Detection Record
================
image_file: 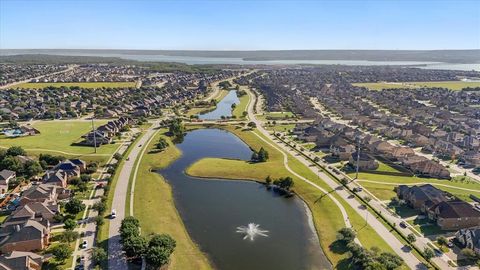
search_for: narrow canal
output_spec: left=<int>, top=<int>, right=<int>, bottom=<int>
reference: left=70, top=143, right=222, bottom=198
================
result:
left=157, top=128, right=331, bottom=270
left=199, top=90, right=239, bottom=120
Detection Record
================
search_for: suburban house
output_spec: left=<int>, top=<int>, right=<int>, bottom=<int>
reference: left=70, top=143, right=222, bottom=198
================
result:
left=42, top=170, right=68, bottom=188
left=398, top=184, right=480, bottom=230
left=330, top=144, right=356, bottom=160
left=0, top=251, right=43, bottom=270
left=83, top=116, right=131, bottom=146
left=349, top=151, right=379, bottom=170
left=20, top=184, right=70, bottom=206
left=0, top=170, right=15, bottom=194
left=397, top=184, right=450, bottom=210
left=426, top=201, right=480, bottom=230
left=0, top=219, right=50, bottom=253
left=456, top=227, right=480, bottom=255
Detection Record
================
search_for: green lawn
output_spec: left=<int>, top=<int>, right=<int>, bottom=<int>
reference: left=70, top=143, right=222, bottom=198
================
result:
left=0, top=120, right=120, bottom=165
left=232, top=93, right=250, bottom=118
left=132, top=129, right=212, bottom=270
left=186, top=126, right=400, bottom=268
left=258, top=111, right=295, bottom=121
left=13, top=81, right=136, bottom=89
left=353, top=81, right=480, bottom=91
left=351, top=161, right=480, bottom=202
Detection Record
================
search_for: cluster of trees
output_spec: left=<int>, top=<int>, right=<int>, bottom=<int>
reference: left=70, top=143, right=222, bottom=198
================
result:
left=251, top=147, right=269, bottom=162
left=120, top=216, right=176, bottom=268
left=265, top=175, right=294, bottom=192
left=336, top=228, right=403, bottom=270
left=156, top=137, right=169, bottom=151
left=0, top=146, right=43, bottom=179
left=237, top=89, right=247, bottom=97
left=218, top=81, right=232, bottom=90
left=168, top=118, right=185, bottom=142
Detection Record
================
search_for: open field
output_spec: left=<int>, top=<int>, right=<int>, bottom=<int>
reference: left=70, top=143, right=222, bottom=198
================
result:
left=232, top=93, right=250, bottom=118
left=0, top=120, right=119, bottom=165
left=349, top=161, right=480, bottom=202
left=132, top=129, right=212, bottom=270
left=353, top=81, right=480, bottom=91
left=257, top=111, right=295, bottom=121
left=186, top=125, right=401, bottom=269
left=12, top=81, right=136, bottom=89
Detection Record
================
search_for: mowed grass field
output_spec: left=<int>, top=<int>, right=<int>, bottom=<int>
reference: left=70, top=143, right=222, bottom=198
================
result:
left=133, top=129, right=212, bottom=270
left=186, top=125, right=403, bottom=269
left=0, top=120, right=120, bottom=164
left=13, top=81, right=136, bottom=89
left=353, top=81, right=480, bottom=91
left=349, top=161, right=480, bottom=202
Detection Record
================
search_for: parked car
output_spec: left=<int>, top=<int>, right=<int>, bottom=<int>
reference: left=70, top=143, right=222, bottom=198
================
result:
left=111, top=209, right=117, bottom=219
left=400, top=221, right=407, bottom=228
left=81, top=240, right=88, bottom=249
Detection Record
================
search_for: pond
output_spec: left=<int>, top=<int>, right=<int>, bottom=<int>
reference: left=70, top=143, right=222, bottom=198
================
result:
left=157, top=128, right=331, bottom=270
left=199, top=90, right=239, bottom=120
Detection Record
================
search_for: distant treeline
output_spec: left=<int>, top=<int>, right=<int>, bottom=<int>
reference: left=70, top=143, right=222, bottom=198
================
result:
left=0, top=54, right=223, bottom=73
left=2, top=49, right=479, bottom=63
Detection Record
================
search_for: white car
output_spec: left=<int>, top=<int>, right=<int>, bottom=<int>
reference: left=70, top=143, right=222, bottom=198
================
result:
left=81, top=240, right=88, bottom=249
left=111, top=209, right=117, bottom=219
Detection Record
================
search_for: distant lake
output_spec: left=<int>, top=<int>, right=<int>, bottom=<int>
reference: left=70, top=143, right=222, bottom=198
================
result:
left=2, top=51, right=479, bottom=71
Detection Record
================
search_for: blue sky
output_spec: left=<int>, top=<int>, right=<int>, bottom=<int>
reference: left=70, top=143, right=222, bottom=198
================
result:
left=1, top=0, right=479, bottom=50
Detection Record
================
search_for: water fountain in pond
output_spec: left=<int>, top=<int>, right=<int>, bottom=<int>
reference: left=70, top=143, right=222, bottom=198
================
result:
left=236, top=223, right=269, bottom=241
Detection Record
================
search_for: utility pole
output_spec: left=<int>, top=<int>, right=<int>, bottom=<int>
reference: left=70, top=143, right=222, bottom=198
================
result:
left=91, top=118, right=97, bottom=154
left=355, top=135, right=361, bottom=180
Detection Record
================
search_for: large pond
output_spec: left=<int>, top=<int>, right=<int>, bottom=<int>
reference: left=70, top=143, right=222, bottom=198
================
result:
left=199, top=90, right=239, bottom=120
left=157, top=128, right=331, bottom=270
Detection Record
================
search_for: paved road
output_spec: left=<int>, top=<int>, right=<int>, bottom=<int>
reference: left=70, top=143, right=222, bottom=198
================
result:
left=245, top=88, right=427, bottom=270
left=108, top=122, right=159, bottom=270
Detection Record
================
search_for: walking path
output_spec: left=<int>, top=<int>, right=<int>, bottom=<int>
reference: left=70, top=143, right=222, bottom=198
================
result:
left=246, top=88, right=428, bottom=270
left=107, top=122, right=159, bottom=270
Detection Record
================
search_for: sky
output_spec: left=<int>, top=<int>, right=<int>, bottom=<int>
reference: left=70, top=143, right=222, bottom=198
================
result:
left=1, top=0, right=479, bottom=50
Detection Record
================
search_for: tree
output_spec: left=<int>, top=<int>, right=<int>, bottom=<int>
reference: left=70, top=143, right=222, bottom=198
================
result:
left=423, top=247, right=435, bottom=260
left=146, top=246, right=171, bottom=268
left=85, top=162, right=98, bottom=174
left=168, top=118, right=185, bottom=138
left=92, top=247, right=107, bottom=266
left=146, top=234, right=176, bottom=268
left=122, top=235, right=148, bottom=258
left=60, top=230, right=79, bottom=243
left=63, top=218, right=77, bottom=231
left=80, top=174, right=92, bottom=182
left=52, top=243, right=72, bottom=262
left=95, top=215, right=105, bottom=226
left=0, top=156, right=23, bottom=173
left=274, top=177, right=294, bottom=191
left=156, top=137, right=169, bottom=151
left=436, top=236, right=448, bottom=247
left=6, top=146, right=26, bottom=156
left=336, top=227, right=356, bottom=243
left=65, top=198, right=85, bottom=215
left=265, top=175, right=272, bottom=186
left=242, top=111, right=248, bottom=117
left=247, top=121, right=256, bottom=128
left=92, top=201, right=106, bottom=215
left=257, top=147, right=269, bottom=162
left=407, top=233, right=416, bottom=243
left=24, top=160, right=43, bottom=178
left=77, top=181, right=88, bottom=192
left=113, top=153, right=123, bottom=161
left=120, top=216, right=141, bottom=241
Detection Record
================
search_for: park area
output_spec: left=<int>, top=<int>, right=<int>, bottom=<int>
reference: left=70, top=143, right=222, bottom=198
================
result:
left=0, top=120, right=121, bottom=165
left=12, top=81, right=136, bottom=89
left=353, top=81, right=480, bottom=91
